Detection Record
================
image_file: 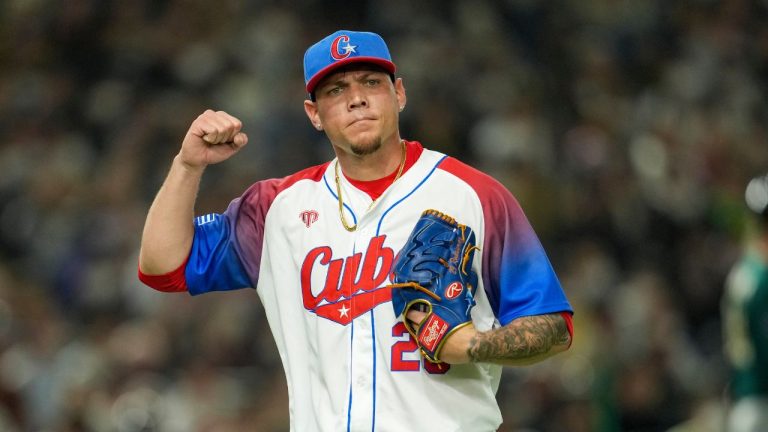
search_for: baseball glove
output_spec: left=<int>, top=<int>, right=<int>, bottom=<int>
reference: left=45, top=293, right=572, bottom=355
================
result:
left=389, top=209, right=479, bottom=363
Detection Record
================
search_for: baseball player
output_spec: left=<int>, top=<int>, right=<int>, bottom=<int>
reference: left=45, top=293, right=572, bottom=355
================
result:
left=722, top=173, right=768, bottom=432
left=139, top=30, right=574, bottom=431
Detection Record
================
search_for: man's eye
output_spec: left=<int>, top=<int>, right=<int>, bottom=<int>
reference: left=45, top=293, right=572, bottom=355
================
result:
left=328, top=87, right=343, bottom=95
left=366, top=79, right=380, bottom=86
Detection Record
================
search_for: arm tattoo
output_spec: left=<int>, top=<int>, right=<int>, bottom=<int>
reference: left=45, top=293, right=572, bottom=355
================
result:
left=467, top=313, right=569, bottom=363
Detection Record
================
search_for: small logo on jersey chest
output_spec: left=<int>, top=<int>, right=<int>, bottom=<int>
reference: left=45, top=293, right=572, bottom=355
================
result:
left=299, top=210, right=319, bottom=228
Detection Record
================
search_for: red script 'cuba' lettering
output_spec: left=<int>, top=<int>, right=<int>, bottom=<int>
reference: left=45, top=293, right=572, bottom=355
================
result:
left=300, top=236, right=394, bottom=325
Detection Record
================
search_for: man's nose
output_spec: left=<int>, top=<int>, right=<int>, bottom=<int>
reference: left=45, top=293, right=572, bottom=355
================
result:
left=347, top=85, right=368, bottom=109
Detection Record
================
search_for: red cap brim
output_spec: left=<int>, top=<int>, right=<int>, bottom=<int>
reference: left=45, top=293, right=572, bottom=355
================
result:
left=305, top=57, right=396, bottom=94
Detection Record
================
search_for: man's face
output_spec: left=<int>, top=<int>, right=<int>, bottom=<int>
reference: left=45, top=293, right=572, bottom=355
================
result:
left=305, top=64, right=406, bottom=157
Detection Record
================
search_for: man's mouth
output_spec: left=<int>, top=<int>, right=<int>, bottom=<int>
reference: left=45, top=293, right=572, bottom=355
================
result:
left=348, top=117, right=376, bottom=127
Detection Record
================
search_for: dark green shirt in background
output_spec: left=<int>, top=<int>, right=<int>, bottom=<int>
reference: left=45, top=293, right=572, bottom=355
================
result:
left=723, top=250, right=768, bottom=400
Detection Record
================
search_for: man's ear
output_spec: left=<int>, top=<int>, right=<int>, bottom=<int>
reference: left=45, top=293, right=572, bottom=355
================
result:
left=304, top=99, right=323, bottom=130
left=394, top=78, right=407, bottom=113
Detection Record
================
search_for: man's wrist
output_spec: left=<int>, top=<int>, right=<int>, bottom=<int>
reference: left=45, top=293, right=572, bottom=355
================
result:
left=438, top=324, right=477, bottom=364
left=174, top=154, right=206, bottom=176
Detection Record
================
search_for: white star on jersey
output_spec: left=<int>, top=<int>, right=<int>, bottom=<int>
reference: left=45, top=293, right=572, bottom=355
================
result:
left=338, top=304, right=350, bottom=318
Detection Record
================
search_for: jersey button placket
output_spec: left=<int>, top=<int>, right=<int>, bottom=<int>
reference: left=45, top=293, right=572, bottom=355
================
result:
left=347, top=224, right=376, bottom=430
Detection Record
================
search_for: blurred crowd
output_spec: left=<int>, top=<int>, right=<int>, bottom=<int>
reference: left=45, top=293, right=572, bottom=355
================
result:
left=0, top=0, right=766, bottom=431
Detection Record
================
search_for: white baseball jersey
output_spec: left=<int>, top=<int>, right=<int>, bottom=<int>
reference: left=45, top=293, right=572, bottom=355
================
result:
left=141, top=141, right=572, bottom=431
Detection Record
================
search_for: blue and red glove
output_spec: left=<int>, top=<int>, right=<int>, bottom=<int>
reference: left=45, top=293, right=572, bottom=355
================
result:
left=389, top=209, right=479, bottom=363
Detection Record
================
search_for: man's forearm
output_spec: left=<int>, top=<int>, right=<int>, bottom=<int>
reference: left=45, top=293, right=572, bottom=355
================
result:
left=139, top=155, right=204, bottom=275
left=467, top=313, right=571, bottom=366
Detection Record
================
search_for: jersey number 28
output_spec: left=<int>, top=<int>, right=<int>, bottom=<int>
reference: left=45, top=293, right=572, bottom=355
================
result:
left=390, top=322, right=450, bottom=374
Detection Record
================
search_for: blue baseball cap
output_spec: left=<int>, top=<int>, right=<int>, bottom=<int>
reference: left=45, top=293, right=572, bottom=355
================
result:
left=303, top=30, right=397, bottom=94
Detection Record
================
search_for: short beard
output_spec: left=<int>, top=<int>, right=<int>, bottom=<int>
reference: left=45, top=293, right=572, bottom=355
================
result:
left=349, top=137, right=382, bottom=156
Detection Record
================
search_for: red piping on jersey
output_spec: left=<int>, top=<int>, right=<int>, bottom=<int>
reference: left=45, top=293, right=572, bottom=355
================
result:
left=560, top=311, right=574, bottom=348
left=343, top=140, right=423, bottom=200
left=138, top=255, right=190, bottom=292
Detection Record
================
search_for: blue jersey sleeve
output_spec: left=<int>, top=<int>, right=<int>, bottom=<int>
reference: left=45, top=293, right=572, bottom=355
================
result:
left=491, top=202, right=572, bottom=325
left=183, top=166, right=329, bottom=296
left=186, top=212, right=253, bottom=295
left=437, top=157, right=573, bottom=325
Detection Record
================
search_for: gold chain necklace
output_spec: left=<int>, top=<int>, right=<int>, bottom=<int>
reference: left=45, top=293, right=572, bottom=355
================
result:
left=335, top=140, right=407, bottom=232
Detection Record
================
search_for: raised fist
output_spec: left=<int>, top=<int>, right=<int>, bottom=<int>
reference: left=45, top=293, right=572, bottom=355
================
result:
left=179, top=110, right=248, bottom=169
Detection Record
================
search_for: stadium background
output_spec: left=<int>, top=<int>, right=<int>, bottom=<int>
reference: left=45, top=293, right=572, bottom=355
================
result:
left=0, top=0, right=766, bottom=430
